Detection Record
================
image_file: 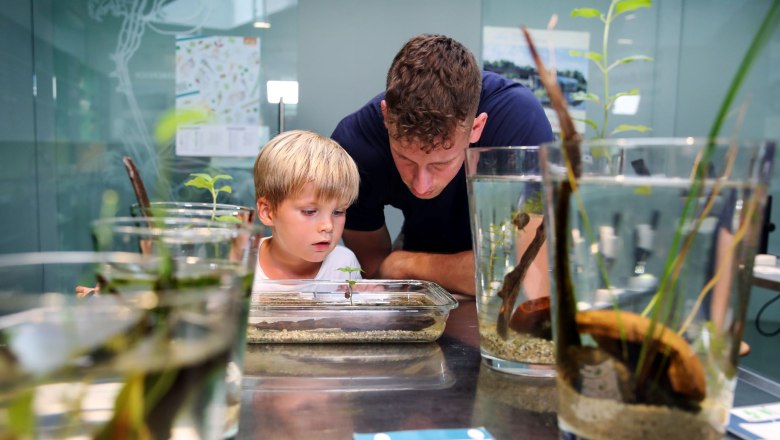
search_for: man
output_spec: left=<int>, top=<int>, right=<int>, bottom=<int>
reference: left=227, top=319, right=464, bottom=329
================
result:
left=332, top=34, right=553, bottom=295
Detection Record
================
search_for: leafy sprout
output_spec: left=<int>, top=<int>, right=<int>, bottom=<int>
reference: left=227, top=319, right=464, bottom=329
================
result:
left=337, top=266, right=364, bottom=305
left=570, top=0, right=654, bottom=139
left=184, top=173, right=241, bottom=223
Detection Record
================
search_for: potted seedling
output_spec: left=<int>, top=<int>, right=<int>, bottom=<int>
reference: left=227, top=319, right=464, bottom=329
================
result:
left=184, top=173, right=243, bottom=223
left=337, top=266, right=364, bottom=305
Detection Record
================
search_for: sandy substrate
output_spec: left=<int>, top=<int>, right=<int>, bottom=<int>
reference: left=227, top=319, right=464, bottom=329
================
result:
left=479, top=324, right=555, bottom=365
left=557, top=377, right=724, bottom=439
left=247, top=326, right=443, bottom=343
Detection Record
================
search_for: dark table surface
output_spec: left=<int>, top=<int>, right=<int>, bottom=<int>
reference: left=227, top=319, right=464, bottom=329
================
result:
left=237, top=298, right=779, bottom=440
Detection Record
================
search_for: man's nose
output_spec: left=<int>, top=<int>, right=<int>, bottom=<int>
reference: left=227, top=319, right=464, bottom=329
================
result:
left=412, top=167, right=433, bottom=195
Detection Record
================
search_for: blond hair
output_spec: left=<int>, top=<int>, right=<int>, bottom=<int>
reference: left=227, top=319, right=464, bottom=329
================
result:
left=254, top=130, right=359, bottom=210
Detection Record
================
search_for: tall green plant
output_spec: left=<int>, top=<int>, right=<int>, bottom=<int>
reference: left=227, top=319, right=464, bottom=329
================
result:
left=570, top=0, right=653, bottom=139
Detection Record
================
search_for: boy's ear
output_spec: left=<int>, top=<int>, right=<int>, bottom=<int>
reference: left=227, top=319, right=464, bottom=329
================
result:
left=256, top=197, right=274, bottom=227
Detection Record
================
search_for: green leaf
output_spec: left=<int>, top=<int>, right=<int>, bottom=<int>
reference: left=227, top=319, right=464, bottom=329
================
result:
left=609, top=124, right=653, bottom=136
left=574, top=117, right=600, bottom=133
left=211, top=174, right=233, bottom=182
left=571, top=8, right=604, bottom=19
left=153, top=107, right=211, bottom=146
left=613, top=88, right=640, bottom=98
left=215, top=185, right=233, bottom=194
left=615, top=0, right=652, bottom=17
left=8, top=388, right=35, bottom=436
left=607, top=55, right=653, bottom=71
left=607, top=88, right=640, bottom=106
left=569, top=50, right=603, bottom=64
left=585, top=52, right=604, bottom=64
left=337, top=266, right=363, bottom=273
left=99, top=189, right=120, bottom=220
left=570, top=91, right=600, bottom=103
left=214, top=215, right=242, bottom=223
left=188, top=173, right=214, bottom=182
left=184, top=176, right=213, bottom=190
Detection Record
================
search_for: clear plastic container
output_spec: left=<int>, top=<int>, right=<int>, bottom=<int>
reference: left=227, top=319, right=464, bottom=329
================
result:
left=249, top=280, right=458, bottom=343
left=242, top=343, right=454, bottom=391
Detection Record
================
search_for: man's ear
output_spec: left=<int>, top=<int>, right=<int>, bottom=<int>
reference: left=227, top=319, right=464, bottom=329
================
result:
left=468, top=112, right=488, bottom=144
left=380, top=100, right=389, bottom=129
left=256, top=197, right=274, bottom=227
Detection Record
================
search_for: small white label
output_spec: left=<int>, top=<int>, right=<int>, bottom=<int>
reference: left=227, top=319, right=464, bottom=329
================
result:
left=175, top=124, right=260, bottom=157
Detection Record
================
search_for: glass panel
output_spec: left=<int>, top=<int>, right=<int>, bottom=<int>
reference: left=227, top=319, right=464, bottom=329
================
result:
left=0, top=2, right=39, bottom=252
left=15, top=0, right=298, bottom=253
left=481, top=0, right=779, bottom=255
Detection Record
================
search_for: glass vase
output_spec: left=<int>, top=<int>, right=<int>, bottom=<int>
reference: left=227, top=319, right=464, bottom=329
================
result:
left=466, top=146, right=555, bottom=376
left=130, top=201, right=256, bottom=224
left=0, top=251, right=245, bottom=438
left=540, top=137, right=775, bottom=439
left=91, top=217, right=263, bottom=438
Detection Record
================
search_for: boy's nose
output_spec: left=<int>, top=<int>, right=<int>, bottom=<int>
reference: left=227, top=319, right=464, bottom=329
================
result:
left=319, top=217, right=333, bottom=233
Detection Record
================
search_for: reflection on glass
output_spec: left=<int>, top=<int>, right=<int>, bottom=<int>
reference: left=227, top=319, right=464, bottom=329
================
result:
left=243, top=343, right=454, bottom=392
left=471, top=364, right=558, bottom=438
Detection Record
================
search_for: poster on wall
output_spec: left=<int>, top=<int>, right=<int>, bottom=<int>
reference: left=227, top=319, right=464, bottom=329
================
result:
left=175, top=35, right=262, bottom=157
left=483, top=26, right=590, bottom=136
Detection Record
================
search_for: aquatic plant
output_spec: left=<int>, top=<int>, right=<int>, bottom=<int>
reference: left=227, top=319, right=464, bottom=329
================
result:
left=569, top=0, right=653, bottom=139
left=523, top=0, right=780, bottom=418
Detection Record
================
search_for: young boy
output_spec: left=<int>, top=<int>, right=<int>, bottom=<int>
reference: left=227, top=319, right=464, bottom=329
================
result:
left=252, top=130, right=362, bottom=285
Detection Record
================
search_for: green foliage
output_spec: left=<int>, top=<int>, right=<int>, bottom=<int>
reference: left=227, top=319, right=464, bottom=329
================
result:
left=337, top=266, right=364, bottom=288
left=153, top=108, right=211, bottom=146
left=8, top=388, right=35, bottom=437
left=570, top=0, right=653, bottom=138
left=184, top=173, right=234, bottom=221
left=337, top=266, right=364, bottom=305
left=522, top=192, right=545, bottom=215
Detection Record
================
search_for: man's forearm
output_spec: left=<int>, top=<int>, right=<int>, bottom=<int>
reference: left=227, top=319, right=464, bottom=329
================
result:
left=376, top=250, right=475, bottom=296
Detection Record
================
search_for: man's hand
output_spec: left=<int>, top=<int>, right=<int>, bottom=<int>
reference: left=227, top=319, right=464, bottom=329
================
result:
left=377, top=250, right=475, bottom=296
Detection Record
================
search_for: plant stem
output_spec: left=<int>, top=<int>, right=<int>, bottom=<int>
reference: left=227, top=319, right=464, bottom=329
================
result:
left=495, top=221, right=546, bottom=339
left=600, top=1, right=618, bottom=139
left=211, top=188, right=218, bottom=221
left=553, top=183, right=581, bottom=355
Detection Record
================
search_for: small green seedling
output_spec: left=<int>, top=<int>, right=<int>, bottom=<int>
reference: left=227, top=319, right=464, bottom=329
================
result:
left=337, top=266, right=364, bottom=305
left=184, top=173, right=241, bottom=223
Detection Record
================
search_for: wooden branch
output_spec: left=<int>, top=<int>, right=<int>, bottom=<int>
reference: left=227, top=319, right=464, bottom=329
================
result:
left=123, top=156, right=151, bottom=216
left=496, top=221, right=546, bottom=339
left=521, top=27, right=582, bottom=177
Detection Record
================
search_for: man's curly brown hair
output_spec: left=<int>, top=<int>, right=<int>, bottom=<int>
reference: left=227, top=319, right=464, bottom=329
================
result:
left=384, top=34, right=482, bottom=153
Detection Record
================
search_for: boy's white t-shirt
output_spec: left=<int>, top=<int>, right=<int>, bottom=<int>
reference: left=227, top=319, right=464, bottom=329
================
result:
left=251, top=236, right=362, bottom=291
